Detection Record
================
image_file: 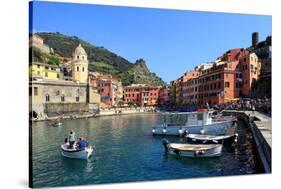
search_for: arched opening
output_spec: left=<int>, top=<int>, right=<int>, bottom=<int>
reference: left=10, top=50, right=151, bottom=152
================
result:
left=29, top=111, right=38, bottom=119
left=45, top=94, right=50, bottom=102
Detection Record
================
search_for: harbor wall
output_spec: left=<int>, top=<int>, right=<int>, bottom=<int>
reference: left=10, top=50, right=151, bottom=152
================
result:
left=44, top=103, right=89, bottom=114
left=223, top=110, right=271, bottom=173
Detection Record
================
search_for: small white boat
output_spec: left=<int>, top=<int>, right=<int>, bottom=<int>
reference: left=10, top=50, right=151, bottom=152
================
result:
left=186, top=133, right=238, bottom=144
left=61, top=144, right=93, bottom=159
left=53, top=122, right=63, bottom=127
left=185, top=127, right=238, bottom=144
left=162, top=139, right=223, bottom=157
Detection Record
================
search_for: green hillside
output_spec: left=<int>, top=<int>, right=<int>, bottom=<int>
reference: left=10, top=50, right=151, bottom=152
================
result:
left=36, top=32, right=166, bottom=86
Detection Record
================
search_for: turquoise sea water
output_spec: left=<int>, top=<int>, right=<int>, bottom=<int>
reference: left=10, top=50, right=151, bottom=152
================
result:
left=31, top=113, right=263, bottom=188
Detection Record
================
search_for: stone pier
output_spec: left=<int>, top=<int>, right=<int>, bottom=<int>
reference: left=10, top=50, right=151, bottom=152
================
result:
left=223, top=110, right=272, bottom=173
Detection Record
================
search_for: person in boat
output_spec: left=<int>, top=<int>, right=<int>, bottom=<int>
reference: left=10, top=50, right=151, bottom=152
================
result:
left=77, top=137, right=89, bottom=149
left=68, top=129, right=76, bottom=149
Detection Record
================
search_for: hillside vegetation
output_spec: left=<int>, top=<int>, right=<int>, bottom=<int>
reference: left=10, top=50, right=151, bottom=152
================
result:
left=36, top=32, right=165, bottom=86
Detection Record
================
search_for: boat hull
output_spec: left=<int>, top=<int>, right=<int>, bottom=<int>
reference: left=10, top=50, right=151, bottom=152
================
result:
left=152, top=121, right=234, bottom=136
left=186, top=133, right=237, bottom=144
left=61, top=144, right=93, bottom=159
left=163, top=140, right=223, bottom=157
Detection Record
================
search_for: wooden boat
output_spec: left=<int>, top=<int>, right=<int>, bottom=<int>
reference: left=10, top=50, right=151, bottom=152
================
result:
left=185, top=127, right=238, bottom=144
left=162, top=139, right=223, bottom=157
left=61, top=143, right=93, bottom=159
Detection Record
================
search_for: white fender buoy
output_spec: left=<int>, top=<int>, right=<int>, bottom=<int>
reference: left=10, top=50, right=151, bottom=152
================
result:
left=152, top=129, right=155, bottom=133
left=163, top=128, right=167, bottom=133
left=200, top=129, right=205, bottom=134
left=178, top=129, right=183, bottom=134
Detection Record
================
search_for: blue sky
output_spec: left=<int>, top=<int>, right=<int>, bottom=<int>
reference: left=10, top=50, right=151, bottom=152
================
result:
left=30, top=1, right=272, bottom=83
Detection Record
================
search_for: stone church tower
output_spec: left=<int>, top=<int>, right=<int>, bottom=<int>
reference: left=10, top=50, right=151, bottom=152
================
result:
left=72, top=44, right=88, bottom=83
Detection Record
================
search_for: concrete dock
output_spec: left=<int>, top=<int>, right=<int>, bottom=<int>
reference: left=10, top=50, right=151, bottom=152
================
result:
left=223, top=110, right=272, bottom=173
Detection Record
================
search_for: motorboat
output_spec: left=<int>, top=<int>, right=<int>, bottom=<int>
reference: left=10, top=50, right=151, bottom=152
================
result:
left=61, top=143, right=93, bottom=159
left=185, top=127, right=238, bottom=144
left=162, top=139, right=223, bottom=157
left=152, top=109, right=237, bottom=136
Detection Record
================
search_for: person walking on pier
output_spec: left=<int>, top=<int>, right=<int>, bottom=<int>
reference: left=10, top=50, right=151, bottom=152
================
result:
left=68, top=129, right=76, bottom=149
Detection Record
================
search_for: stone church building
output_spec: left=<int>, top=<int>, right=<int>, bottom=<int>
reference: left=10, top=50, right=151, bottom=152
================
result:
left=29, top=44, right=100, bottom=119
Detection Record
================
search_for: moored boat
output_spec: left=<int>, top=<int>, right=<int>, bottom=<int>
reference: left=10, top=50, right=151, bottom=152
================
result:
left=162, top=139, right=223, bottom=157
left=61, top=143, right=93, bottom=159
left=152, top=109, right=236, bottom=136
left=53, top=122, right=63, bottom=127
left=185, top=127, right=238, bottom=144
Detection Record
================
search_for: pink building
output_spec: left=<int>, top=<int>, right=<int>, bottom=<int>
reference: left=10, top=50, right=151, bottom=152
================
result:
left=89, top=72, right=122, bottom=107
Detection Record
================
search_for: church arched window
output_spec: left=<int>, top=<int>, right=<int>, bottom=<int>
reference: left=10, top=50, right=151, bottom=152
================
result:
left=82, top=67, right=85, bottom=72
left=77, top=55, right=79, bottom=59
left=45, top=94, right=50, bottom=102
left=77, top=66, right=79, bottom=71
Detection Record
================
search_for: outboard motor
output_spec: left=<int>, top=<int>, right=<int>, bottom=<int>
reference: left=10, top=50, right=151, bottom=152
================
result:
left=162, top=139, right=170, bottom=152
left=64, top=137, right=68, bottom=144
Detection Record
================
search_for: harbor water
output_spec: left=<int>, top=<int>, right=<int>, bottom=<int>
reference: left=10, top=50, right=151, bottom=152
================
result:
left=31, top=113, right=263, bottom=188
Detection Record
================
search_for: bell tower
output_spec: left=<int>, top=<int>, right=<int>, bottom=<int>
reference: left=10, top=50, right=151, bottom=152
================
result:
left=72, top=44, right=88, bottom=83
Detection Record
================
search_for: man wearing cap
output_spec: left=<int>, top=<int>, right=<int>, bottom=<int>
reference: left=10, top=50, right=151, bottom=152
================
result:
left=68, top=129, right=76, bottom=149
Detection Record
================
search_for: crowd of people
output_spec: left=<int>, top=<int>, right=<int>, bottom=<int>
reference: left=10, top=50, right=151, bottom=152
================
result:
left=159, top=97, right=271, bottom=116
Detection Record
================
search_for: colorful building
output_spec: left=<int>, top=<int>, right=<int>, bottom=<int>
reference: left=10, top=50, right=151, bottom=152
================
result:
left=29, top=62, right=64, bottom=80
left=89, top=73, right=123, bottom=107
left=182, top=71, right=200, bottom=104
left=159, top=85, right=170, bottom=105
left=29, top=43, right=100, bottom=119
left=123, top=84, right=160, bottom=106
left=197, top=49, right=260, bottom=105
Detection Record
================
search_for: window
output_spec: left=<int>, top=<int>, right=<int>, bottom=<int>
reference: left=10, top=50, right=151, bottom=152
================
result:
left=77, top=55, right=79, bottom=59
left=57, top=73, right=60, bottom=78
left=61, top=95, right=65, bottom=102
left=77, top=66, right=79, bottom=71
left=45, top=66, right=49, bottom=70
left=37, top=71, right=40, bottom=75
left=45, top=94, right=50, bottom=102
left=225, top=82, right=230, bottom=88
left=29, top=87, right=32, bottom=96
left=45, top=72, right=48, bottom=77
left=76, top=96, right=80, bottom=102
left=37, top=65, right=40, bottom=68
left=82, top=67, right=85, bottom=72
left=34, top=87, right=38, bottom=96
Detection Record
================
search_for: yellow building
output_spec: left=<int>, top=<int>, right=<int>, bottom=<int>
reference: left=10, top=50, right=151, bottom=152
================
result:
left=29, top=62, right=63, bottom=80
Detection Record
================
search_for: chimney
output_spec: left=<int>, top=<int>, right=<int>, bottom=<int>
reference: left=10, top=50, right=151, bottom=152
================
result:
left=252, top=32, right=259, bottom=47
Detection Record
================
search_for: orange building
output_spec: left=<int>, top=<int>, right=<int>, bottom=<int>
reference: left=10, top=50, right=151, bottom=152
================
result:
left=182, top=71, right=200, bottom=104
left=196, top=48, right=260, bottom=105
left=159, top=86, right=170, bottom=105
